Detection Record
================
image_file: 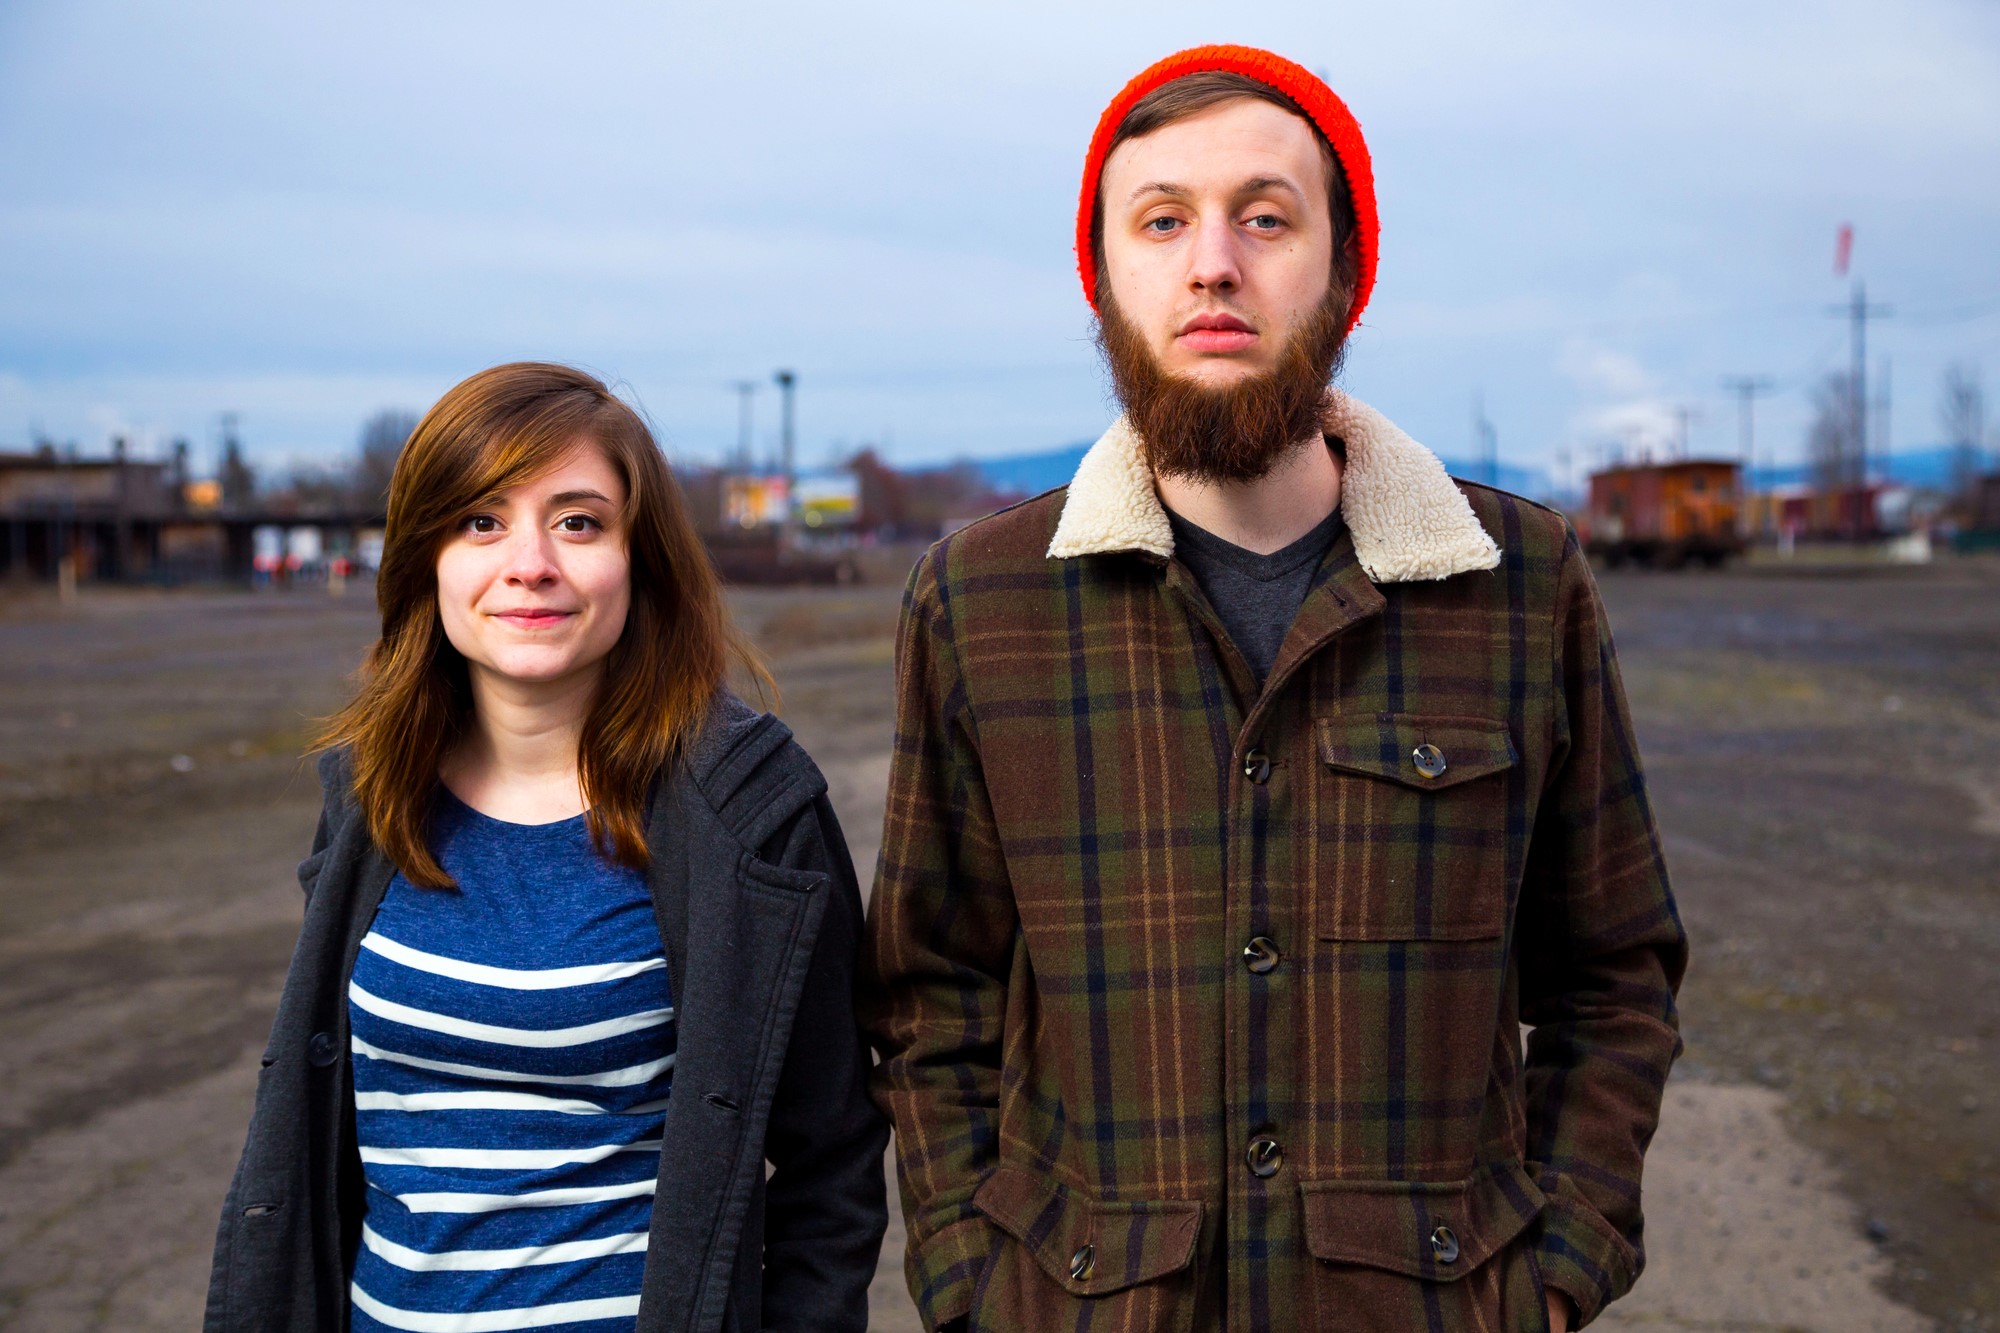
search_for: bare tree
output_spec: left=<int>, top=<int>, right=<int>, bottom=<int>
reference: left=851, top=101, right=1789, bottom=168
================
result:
left=1939, top=363, right=1985, bottom=502
left=355, top=409, right=417, bottom=511
left=1807, top=371, right=1860, bottom=492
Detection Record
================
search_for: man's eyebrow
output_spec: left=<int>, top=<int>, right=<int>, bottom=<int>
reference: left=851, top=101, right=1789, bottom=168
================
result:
left=1238, top=175, right=1307, bottom=201
left=1124, top=176, right=1308, bottom=205
left=1126, top=180, right=1192, bottom=205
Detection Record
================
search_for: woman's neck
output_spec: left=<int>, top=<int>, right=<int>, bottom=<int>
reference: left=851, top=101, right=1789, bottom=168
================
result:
left=441, top=665, right=599, bottom=825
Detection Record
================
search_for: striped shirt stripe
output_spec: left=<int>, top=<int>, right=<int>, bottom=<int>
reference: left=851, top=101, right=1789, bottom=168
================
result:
left=350, top=1035, right=675, bottom=1088
left=355, top=1090, right=667, bottom=1116
left=349, top=981, right=673, bottom=1048
left=394, top=1177, right=659, bottom=1214
left=360, top=1223, right=649, bottom=1272
left=358, top=1140, right=662, bottom=1170
left=350, top=1283, right=641, bottom=1331
left=359, top=931, right=667, bottom=990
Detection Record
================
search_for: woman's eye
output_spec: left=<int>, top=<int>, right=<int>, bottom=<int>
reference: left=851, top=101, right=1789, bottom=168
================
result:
left=463, top=515, right=499, bottom=534
left=557, top=514, right=601, bottom=534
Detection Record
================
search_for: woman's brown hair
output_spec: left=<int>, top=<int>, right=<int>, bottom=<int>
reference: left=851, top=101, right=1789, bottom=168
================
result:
left=316, top=361, right=767, bottom=888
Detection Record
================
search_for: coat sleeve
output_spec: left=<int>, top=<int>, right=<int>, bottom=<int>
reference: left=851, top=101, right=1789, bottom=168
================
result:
left=1518, top=530, right=1690, bottom=1327
left=756, top=792, right=892, bottom=1332
left=860, top=549, right=1017, bottom=1332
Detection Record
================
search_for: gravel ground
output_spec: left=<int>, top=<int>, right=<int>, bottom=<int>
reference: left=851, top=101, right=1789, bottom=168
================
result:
left=2, top=560, right=1989, bottom=1331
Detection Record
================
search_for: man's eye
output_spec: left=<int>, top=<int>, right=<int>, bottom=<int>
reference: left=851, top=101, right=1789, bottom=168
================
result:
left=1245, top=214, right=1283, bottom=231
left=1145, top=217, right=1180, bottom=234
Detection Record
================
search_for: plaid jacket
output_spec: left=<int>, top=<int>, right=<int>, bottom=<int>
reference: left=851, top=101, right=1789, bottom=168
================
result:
left=863, top=391, right=1687, bottom=1333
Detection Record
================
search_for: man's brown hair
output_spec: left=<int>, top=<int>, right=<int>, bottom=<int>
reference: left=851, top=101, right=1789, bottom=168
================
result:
left=315, top=361, right=766, bottom=888
left=1089, top=71, right=1360, bottom=312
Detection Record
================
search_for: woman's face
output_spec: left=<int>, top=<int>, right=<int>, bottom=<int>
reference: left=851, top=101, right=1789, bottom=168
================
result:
left=434, top=442, right=632, bottom=693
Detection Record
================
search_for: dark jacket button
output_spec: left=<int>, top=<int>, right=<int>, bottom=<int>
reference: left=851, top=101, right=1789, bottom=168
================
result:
left=1430, top=1223, right=1460, bottom=1264
left=1242, top=937, right=1280, bottom=974
left=1412, top=743, right=1447, bottom=779
left=1246, top=1134, right=1283, bottom=1177
left=1069, top=1244, right=1095, bottom=1282
left=307, top=1031, right=340, bottom=1067
left=1242, top=749, right=1272, bottom=784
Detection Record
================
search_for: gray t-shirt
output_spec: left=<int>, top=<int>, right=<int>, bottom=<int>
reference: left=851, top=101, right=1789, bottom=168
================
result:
left=1166, top=505, right=1345, bottom=690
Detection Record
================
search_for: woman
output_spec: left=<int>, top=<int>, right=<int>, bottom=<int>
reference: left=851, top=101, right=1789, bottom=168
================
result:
left=204, top=363, right=887, bottom=1333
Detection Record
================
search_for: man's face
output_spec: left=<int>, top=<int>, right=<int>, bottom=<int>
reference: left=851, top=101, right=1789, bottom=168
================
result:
left=1098, top=97, right=1337, bottom=389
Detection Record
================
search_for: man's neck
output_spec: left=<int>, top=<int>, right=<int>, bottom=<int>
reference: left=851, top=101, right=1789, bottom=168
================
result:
left=1154, top=433, right=1343, bottom=555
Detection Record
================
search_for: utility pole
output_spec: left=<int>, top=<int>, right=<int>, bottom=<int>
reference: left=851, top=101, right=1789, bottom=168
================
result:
left=773, top=369, right=797, bottom=550
left=1472, top=393, right=1498, bottom=486
left=1721, top=375, right=1774, bottom=483
left=1829, top=282, right=1892, bottom=487
left=1673, top=407, right=1694, bottom=461
left=1874, top=356, right=1892, bottom=472
left=730, top=381, right=757, bottom=472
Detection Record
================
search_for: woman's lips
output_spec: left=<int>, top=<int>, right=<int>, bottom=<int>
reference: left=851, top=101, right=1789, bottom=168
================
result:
left=493, top=610, right=574, bottom=628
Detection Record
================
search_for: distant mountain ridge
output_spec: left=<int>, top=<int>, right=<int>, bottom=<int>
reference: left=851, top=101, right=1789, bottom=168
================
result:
left=933, top=440, right=1557, bottom=502
left=943, top=439, right=1990, bottom=506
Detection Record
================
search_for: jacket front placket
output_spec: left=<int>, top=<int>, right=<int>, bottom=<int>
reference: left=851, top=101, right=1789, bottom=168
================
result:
left=1159, top=531, right=1386, bottom=1331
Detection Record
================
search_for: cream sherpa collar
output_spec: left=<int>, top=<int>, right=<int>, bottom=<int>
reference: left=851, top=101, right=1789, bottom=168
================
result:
left=1045, top=389, right=1502, bottom=584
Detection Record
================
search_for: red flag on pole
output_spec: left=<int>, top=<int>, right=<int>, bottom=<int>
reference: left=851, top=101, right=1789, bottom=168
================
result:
left=1834, top=223, right=1853, bottom=277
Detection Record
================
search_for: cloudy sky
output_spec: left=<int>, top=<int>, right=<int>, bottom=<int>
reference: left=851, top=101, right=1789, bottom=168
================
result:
left=2, top=0, right=1996, bottom=484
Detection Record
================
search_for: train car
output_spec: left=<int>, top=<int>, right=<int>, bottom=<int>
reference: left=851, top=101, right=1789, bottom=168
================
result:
left=1586, top=459, right=1745, bottom=568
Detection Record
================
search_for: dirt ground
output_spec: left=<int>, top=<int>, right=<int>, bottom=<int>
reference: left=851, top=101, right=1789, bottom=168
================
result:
left=0, top=558, right=1993, bottom=1331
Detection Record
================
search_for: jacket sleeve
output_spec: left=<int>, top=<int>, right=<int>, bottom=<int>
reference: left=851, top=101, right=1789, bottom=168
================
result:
left=860, top=550, right=1017, bottom=1332
left=1518, top=530, right=1690, bottom=1327
left=756, top=791, right=892, bottom=1332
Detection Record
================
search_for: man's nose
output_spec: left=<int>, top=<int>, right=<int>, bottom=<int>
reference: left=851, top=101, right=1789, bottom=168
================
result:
left=1186, top=213, right=1242, bottom=294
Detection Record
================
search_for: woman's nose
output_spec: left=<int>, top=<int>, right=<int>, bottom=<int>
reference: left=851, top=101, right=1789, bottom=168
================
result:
left=500, top=531, right=559, bottom=586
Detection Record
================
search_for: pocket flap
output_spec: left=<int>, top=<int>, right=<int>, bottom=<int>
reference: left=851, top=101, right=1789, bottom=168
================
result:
left=1318, top=714, right=1517, bottom=792
left=1301, top=1160, right=1545, bottom=1281
left=973, top=1165, right=1202, bottom=1296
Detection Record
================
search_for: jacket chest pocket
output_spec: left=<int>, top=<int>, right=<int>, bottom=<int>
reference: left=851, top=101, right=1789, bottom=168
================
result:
left=1311, top=714, right=1517, bottom=941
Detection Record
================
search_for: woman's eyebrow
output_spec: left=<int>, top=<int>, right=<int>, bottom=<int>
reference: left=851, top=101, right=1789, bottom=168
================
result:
left=545, top=488, right=615, bottom=507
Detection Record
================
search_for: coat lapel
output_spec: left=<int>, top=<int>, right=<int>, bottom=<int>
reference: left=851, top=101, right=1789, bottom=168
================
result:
left=1046, top=389, right=1502, bottom=583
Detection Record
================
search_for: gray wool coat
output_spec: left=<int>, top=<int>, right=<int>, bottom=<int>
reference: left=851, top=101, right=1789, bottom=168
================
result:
left=203, top=693, right=890, bottom=1332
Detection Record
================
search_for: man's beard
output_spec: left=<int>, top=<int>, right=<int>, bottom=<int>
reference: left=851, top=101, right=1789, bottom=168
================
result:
left=1096, top=284, right=1349, bottom=484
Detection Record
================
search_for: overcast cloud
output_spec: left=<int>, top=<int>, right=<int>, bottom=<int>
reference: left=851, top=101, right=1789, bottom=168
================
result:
left=2, top=0, right=1996, bottom=479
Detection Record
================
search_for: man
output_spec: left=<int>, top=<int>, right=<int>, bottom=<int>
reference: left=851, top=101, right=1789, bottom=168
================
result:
left=864, top=45, right=1686, bottom=1333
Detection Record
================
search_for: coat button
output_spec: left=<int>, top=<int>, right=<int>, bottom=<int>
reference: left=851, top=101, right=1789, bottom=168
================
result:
left=1242, top=749, right=1272, bottom=784
left=1242, top=936, right=1280, bottom=974
left=1430, top=1223, right=1460, bottom=1264
left=307, top=1031, right=340, bottom=1067
left=1412, top=743, right=1447, bottom=779
left=1069, top=1244, right=1095, bottom=1282
left=1246, top=1134, right=1283, bottom=1177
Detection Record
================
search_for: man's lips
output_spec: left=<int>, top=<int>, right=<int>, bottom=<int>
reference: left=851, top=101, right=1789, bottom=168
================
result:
left=1177, top=312, right=1257, bottom=354
left=492, top=609, right=575, bottom=628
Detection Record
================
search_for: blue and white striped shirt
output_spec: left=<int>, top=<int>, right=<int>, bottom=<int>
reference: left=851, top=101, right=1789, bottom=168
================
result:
left=348, top=792, right=673, bottom=1333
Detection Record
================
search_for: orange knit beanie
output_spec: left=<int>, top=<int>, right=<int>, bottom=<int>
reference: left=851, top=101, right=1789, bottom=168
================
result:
left=1075, top=44, right=1379, bottom=339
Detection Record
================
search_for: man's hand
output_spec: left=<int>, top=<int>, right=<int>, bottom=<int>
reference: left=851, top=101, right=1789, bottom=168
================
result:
left=1548, top=1290, right=1573, bottom=1332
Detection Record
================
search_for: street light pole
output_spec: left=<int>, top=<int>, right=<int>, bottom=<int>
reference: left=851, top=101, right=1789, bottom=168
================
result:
left=773, top=369, right=797, bottom=551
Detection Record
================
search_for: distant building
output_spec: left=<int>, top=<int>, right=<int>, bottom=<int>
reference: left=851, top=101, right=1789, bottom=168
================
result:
left=0, top=447, right=186, bottom=582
